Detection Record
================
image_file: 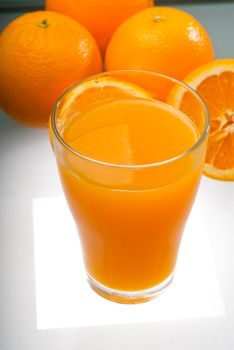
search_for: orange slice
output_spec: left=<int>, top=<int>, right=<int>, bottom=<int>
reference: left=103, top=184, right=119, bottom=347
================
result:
left=169, top=59, right=234, bottom=181
left=49, top=75, right=153, bottom=143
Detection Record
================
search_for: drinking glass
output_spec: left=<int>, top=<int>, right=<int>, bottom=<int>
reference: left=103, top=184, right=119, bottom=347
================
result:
left=51, top=70, right=209, bottom=303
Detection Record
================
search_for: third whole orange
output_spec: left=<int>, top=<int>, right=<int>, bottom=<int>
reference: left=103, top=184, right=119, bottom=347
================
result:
left=105, top=7, right=215, bottom=81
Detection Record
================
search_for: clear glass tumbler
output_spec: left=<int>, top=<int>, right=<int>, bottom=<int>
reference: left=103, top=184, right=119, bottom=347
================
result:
left=51, top=70, right=209, bottom=303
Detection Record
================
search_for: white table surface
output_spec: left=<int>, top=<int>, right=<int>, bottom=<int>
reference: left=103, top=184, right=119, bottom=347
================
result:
left=1, top=3, right=234, bottom=350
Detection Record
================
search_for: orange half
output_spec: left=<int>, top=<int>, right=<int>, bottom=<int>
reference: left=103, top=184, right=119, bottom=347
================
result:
left=169, top=59, right=234, bottom=181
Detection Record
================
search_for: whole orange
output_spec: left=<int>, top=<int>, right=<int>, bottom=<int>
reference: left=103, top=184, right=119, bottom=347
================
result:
left=105, top=7, right=214, bottom=81
left=46, top=0, right=153, bottom=55
left=0, top=11, right=102, bottom=127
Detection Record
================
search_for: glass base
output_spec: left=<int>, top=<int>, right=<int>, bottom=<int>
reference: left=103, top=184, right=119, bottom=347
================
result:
left=87, top=273, right=174, bottom=304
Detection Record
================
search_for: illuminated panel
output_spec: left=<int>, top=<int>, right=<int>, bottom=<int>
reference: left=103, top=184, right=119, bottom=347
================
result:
left=33, top=196, right=225, bottom=329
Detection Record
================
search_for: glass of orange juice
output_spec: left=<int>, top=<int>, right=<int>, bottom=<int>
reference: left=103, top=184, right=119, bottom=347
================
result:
left=51, top=70, right=209, bottom=304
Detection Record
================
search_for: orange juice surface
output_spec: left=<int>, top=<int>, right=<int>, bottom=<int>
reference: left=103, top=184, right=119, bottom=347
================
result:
left=58, top=99, right=202, bottom=291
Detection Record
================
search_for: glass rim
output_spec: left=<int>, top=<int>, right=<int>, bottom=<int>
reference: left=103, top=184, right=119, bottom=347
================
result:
left=51, top=69, right=210, bottom=169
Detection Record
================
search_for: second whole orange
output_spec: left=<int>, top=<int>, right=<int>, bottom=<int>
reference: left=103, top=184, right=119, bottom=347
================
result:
left=105, top=7, right=215, bottom=81
left=46, top=0, right=153, bottom=55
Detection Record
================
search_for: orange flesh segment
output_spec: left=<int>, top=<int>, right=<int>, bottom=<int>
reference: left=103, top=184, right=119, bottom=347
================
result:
left=196, top=71, right=234, bottom=172
left=55, top=77, right=153, bottom=135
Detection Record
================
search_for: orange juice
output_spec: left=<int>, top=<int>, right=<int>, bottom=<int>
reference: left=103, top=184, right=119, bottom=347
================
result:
left=56, top=98, right=203, bottom=294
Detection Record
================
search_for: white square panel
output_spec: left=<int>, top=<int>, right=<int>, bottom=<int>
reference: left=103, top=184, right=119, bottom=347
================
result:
left=33, top=196, right=225, bottom=329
